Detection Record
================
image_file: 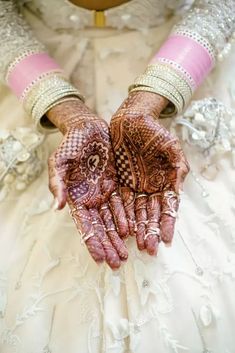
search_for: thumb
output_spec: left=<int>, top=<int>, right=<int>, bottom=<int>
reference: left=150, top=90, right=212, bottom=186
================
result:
left=175, top=160, right=190, bottom=193
left=48, top=153, right=67, bottom=210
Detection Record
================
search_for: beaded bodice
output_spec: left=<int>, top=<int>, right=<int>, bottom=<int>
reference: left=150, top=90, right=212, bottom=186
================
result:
left=22, top=0, right=194, bottom=31
left=1, top=0, right=235, bottom=85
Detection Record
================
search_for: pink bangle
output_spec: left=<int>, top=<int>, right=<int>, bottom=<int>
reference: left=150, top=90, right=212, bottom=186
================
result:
left=150, top=34, right=214, bottom=89
left=7, top=52, right=63, bottom=100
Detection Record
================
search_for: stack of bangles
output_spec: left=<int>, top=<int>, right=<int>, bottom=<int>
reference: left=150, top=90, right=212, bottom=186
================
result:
left=6, top=29, right=217, bottom=129
left=6, top=50, right=85, bottom=133
left=129, top=29, right=216, bottom=118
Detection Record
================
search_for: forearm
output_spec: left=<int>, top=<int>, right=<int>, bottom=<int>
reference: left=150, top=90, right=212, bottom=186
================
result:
left=129, top=0, right=235, bottom=117
left=174, top=0, right=235, bottom=61
left=0, top=0, right=84, bottom=133
left=0, top=0, right=45, bottom=83
left=46, top=99, right=98, bottom=134
left=118, top=91, right=168, bottom=117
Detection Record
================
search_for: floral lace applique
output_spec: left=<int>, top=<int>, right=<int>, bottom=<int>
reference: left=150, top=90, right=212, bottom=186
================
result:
left=171, top=98, right=235, bottom=180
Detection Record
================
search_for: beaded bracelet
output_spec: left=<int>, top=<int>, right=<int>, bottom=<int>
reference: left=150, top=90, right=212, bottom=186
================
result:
left=6, top=51, right=84, bottom=133
left=151, top=34, right=214, bottom=89
left=129, top=61, right=191, bottom=116
left=129, top=28, right=216, bottom=118
left=130, top=64, right=192, bottom=109
left=130, top=85, right=181, bottom=116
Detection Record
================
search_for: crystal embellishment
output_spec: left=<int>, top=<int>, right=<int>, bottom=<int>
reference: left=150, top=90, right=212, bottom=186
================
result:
left=172, top=98, right=235, bottom=176
left=195, top=267, right=204, bottom=276
left=142, top=279, right=150, bottom=288
left=0, top=127, right=47, bottom=201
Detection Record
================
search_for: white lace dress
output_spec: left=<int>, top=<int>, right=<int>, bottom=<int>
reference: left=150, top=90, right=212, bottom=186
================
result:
left=0, top=1, right=235, bottom=352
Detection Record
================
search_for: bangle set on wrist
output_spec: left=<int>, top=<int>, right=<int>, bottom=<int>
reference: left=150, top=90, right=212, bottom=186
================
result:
left=23, top=75, right=84, bottom=133
left=129, top=29, right=216, bottom=118
left=6, top=51, right=84, bottom=133
left=5, top=26, right=224, bottom=130
left=129, top=63, right=189, bottom=118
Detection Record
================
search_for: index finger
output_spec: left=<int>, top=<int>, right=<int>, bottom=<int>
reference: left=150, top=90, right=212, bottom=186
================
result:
left=48, top=153, right=67, bottom=210
left=166, top=141, right=190, bottom=192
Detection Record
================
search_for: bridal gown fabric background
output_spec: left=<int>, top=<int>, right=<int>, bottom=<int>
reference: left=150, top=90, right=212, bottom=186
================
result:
left=0, top=3, right=235, bottom=353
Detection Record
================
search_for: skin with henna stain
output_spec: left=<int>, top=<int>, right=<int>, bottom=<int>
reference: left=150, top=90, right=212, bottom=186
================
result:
left=110, top=91, right=190, bottom=256
left=47, top=99, right=129, bottom=270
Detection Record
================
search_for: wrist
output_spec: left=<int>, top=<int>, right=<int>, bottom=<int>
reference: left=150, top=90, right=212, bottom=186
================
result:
left=46, top=98, right=92, bottom=134
left=128, top=91, right=168, bottom=118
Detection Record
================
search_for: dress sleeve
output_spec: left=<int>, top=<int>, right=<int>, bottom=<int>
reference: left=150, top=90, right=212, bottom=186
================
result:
left=174, top=0, right=235, bottom=62
left=0, top=0, right=84, bottom=133
left=0, top=0, right=45, bottom=83
left=129, top=0, right=235, bottom=117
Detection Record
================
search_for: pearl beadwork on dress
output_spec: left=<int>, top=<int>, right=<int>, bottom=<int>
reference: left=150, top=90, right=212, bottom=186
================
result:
left=0, top=127, right=47, bottom=201
left=171, top=97, right=235, bottom=176
left=1, top=0, right=235, bottom=85
left=172, top=29, right=216, bottom=62
left=0, top=1, right=45, bottom=83
left=23, top=0, right=193, bottom=31
left=174, top=0, right=235, bottom=59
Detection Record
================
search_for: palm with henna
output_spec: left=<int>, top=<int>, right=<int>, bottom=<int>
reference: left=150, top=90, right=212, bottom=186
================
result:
left=110, top=91, right=190, bottom=256
left=47, top=99, right=129, bottom=269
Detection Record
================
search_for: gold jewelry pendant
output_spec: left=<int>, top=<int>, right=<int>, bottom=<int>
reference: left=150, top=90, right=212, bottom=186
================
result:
left=94, top=10, right=106, bottom=27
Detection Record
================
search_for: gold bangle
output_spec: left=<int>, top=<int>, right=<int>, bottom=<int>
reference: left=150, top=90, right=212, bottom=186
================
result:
left=130, top=85, right=181, bottom=116
left=129, top=61, right=194, bottom=117
left=36, top=97, right=81, bottom=133
left=130, top=75, right=184, bottom=112
left=137, top=73, right=192, bottom=104
left=22, top=74, right=85, bottom=133
left=131, top=75, right=189, bottom=110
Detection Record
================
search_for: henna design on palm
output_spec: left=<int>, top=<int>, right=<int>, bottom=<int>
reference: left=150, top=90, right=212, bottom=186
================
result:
left=47, top=100, right=129, bottom=269
left=110, top=91, right=190, bottom=256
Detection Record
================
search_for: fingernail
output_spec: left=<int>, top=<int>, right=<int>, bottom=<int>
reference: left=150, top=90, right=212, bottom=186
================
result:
left=165, top=242, right=172, bottom=248
left=150, top=249, right=157, bottom=256
left=52, top=198, right=59, bottom=211
left=96, top=258, right=105, bottom=265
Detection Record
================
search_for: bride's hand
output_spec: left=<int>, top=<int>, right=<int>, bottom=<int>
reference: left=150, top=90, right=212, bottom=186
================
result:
left=110, top=91, right=189, bottom=256
left=46, top=99, right=129, bottom=269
